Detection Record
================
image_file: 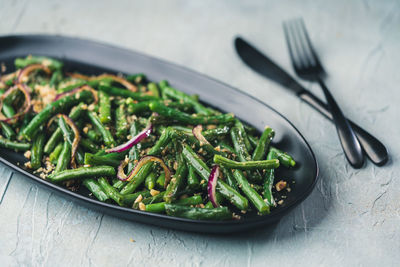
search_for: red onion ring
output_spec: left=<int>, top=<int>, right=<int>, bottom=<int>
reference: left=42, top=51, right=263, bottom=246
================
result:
left=66, top=72, right=90, bottom=80
left=192, top=125, right=210, bottom=146
left=207, top=165, right=220, bottom=208
left=105, top=124, right=152, bottom=153
left=17, top=64, right=51, bottom=85
left=117, top=158, right=129, bottom=181
left=0, top=84, right=31, bottom=123
left=49, top=114, right=81, bottom=169
left=118, top=156, right=171, bottom=185
left=96, top=74, right=137, bottom=92
left=54, top=85, right=98, bottom=104
left=67, top=73, right=137, bottom=92
left=0, top=70, right=19, bottom=82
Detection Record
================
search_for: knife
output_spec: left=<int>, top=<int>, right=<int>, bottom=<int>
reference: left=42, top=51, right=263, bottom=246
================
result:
left=234, top=36, right=388, bottom=166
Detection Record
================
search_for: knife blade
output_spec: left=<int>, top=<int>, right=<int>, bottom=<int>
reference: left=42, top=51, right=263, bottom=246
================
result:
left=235, top=37, right=305, bottom=95
left=234, top=36, right=388, bottom=166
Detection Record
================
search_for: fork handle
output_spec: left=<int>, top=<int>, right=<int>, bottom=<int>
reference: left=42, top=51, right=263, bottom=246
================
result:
left=304, top=79, right=363, bottom=168
left=299, top=89, right=388, bottom=166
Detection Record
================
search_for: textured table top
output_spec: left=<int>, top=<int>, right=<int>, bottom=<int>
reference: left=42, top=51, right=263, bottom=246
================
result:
left=0, top=0, right=399, bottom=266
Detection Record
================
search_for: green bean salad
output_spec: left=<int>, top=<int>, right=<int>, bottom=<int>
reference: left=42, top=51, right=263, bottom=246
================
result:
left=0, top=56, right=295, bottom=221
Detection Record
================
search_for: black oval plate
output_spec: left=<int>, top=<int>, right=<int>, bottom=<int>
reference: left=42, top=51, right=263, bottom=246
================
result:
left=0, top=35, right=318, bottom=233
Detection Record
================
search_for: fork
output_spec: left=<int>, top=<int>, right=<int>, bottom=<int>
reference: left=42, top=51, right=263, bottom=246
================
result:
left=283, top=18, right=364, bottom=168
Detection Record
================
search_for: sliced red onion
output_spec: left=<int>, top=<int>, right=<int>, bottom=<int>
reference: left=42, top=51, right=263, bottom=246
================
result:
left=66, top=72, right=90, bottom=80
left=117, top=159, right=129, bottom=181
left=105, top=124, right=152, bottom=153
left=192, top=125, right=210, bottom=146
left=96, top=74, right=137, bottom=92
left=54, top=85, right=98, bottom=104
left=207, top=165, right=220, bottom=208
left=17, top=64, right=51, bottom=84
left=67, top=73, right=137, bottom=92
left=0, top=70, right=19, bottom=83
left=0, top=84, right=31, bottom=122
left=120, top=156, right=171, bottom=185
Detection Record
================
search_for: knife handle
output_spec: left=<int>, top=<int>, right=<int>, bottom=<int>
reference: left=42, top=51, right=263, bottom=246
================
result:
left=299, top=90, right=388, bottom=166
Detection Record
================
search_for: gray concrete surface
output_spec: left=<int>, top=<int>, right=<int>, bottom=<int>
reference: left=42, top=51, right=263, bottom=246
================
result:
left=0, top=0, right=399, bottom=266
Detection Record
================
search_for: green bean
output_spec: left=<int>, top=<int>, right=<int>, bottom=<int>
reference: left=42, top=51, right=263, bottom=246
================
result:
left=99, top=85, right=158, bottom=102
left=145, top=196, right=203, bottom=213
left=144, top=172, right=157, bottom=190
left=0, top=122, right=16, bottom=140
left=171, top=129, right=227, bottom=157
left=175, top=195, right=203, bottom=206
left=80, top=138, right=99, bottom=153
left=162, top=85, right=213, bottom=115
left=126, top=73, right=146, bottom=84
left=221, top=167, right=239, bottom=192
left=187, top=165, right=200, bottom=190
left=231, top=127, right=263, bottom=183
left=202, top=125, right=230, bottom=141
left=149, top=102, right=234, bottom=125
left=58, top=116, right=73, bottom=144
left=141, top=191, right=166, bottom=205
left=120, top=162, right=153, bottom=195
left=216, top=140, right=235, bottom=154
left=30, top=131, right=45, bottom=169
left=147, top=82, right=160, bottom=98
left=156, top=173, right=165, bottom=189
left=231, top=127, right=251, bottom=161
left=49, top=142, right=63, bottom=164
left=99, top=91, right=111, bottom=123
left=126, top=100, right=193, bottom=114
left=14, top=56, right=63, bottom=70
left=58, top=115, right=84, bottom=164
left=0, top=137, right=30, bottom=151
left=19, top=90, right=94, bottom=140
left=204, top=201, right=214, bottom=209
left=2, top=103, right=15, bottom=118
left=147, top=127, right=173, bottom=156
left=127, top=121, right=141, bottom=173
left=270, top=147, right=296, bottom=168
left=125, top=100, right=151, bottom=114
left=54, top=142, right=71, bottom=173
left=233, top=170, right=269, bottom=215
left=47, top=165, right=116, bottom=183
left=182, top=145, right=248, bottom=211
left=122, top=191, right=152, bottom=206
left=112, top=179, right=126, bottom=191
left=98, top=177, right=124, bottom=206
left=84, top=153, right=121, bottom=167
left=87, top=111, right=115, bottom=147
left=49, top=69, right=62, bottom=88
left=164, top=155, right=188, bottom=203
left=263, top=150, right=277, bottom=206
left=252, top=126, right=275, bottom=161
left=164, top=204, right=232, bottom=221
left=83, top=178, right=109, bottom=202
left=248, top=135, right=259, bottom=148
left=144, top=202, right=167, bottom=213
left=86, top=129, right=103, bottom=144
left=235, top=120, right=252, bottom=152
left=58, top=80, right=100, bottom=93
left=214, top=154, right=279, bottom=170
left=115, top=104, right=128, bottom=139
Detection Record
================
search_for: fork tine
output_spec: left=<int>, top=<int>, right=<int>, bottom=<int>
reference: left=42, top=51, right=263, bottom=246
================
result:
left=283, top=21, right=303, bottom=71
left=291, top=19, right=315, bottom=68
left=297, top=18, right=324, bottom=72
